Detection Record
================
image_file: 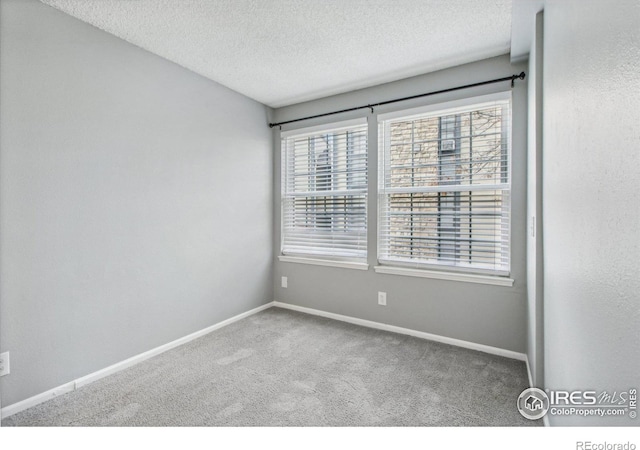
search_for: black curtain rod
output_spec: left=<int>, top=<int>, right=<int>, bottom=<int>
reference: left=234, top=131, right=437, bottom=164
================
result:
left=269, top=71, right=526, bottom=128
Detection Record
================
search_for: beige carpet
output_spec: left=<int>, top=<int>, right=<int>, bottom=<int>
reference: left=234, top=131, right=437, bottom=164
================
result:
left=2, top=307, right=540, bottom=426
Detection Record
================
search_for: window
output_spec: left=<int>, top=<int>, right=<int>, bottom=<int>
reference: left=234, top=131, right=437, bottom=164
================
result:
left=378, top=94, right=511, bottom=275
left=281, top=119, right=368, bottom=261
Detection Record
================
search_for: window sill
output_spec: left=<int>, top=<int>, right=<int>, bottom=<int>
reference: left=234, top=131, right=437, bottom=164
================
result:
left=278, top=255, right=369, bottom=271
left=373, top=265, right=514, bottom=287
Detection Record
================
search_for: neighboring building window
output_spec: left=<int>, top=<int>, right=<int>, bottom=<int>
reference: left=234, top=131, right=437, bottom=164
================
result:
left=281, top=119, right=368, bottom=261
left=378, top=94, right=511, bottom=275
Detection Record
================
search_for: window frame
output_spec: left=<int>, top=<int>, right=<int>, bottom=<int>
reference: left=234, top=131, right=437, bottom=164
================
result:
left=280, top=117, right=369, bottom=265
left=376, top=91, right=513, bottom=277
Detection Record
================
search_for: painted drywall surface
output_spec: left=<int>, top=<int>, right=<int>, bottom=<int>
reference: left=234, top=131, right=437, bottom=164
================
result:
left=526, top=11, right=544, bottom=389
left=0, top=0, right=272, bottom=406
left=273, top=55, right=529, bottom=353
left=543, top=0, right=640, bottom=426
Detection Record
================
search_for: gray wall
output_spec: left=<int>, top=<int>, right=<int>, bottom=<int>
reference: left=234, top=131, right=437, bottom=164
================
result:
left=0, top=0, right=272, bottom=406
left=543, top=0, right=640, bottom=425
left=273, top=55, right=529, bottom=353
left=526, top=11, right=544, bottom=388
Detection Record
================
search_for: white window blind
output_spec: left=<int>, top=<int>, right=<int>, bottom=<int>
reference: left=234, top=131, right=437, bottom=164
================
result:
left=378, top=96, right=511, bottom=275
left=281, top=120, right=368, bottom=260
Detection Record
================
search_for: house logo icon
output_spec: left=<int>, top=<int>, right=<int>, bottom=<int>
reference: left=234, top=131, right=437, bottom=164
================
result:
left=517, top=388, right=550, bottom=420
left=525, top=395, right=543, bottom=411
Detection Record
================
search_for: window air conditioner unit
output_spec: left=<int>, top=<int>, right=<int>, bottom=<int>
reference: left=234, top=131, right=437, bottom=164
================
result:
left=442, top=139, right=455, bottom=152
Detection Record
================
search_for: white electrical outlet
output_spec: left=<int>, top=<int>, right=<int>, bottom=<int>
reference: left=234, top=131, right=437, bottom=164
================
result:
left=281, top=276, right=288, bottom=288
left=378, top=291, right=387, bottom=306
left=0, top=351, right=10, bottom=377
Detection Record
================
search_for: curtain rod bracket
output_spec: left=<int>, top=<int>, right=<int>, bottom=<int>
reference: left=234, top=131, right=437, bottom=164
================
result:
left=511, top=71, right=526, bottom=87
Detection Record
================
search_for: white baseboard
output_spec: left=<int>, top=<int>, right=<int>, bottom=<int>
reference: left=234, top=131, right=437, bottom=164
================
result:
left=273, top=301, right=527, bottom=362
left=1, top=382, right=76, bottom=420
left=3, top=300, right=529, bottom=420
left=524, top=355, right=551, bottom=426
left=525, top=355, right=534, bottom=388
left=1, top=301, right=274, bottom=419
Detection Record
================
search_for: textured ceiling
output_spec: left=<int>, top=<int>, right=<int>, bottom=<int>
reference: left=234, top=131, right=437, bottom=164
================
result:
left=40, top=0, right=513, bottom=108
